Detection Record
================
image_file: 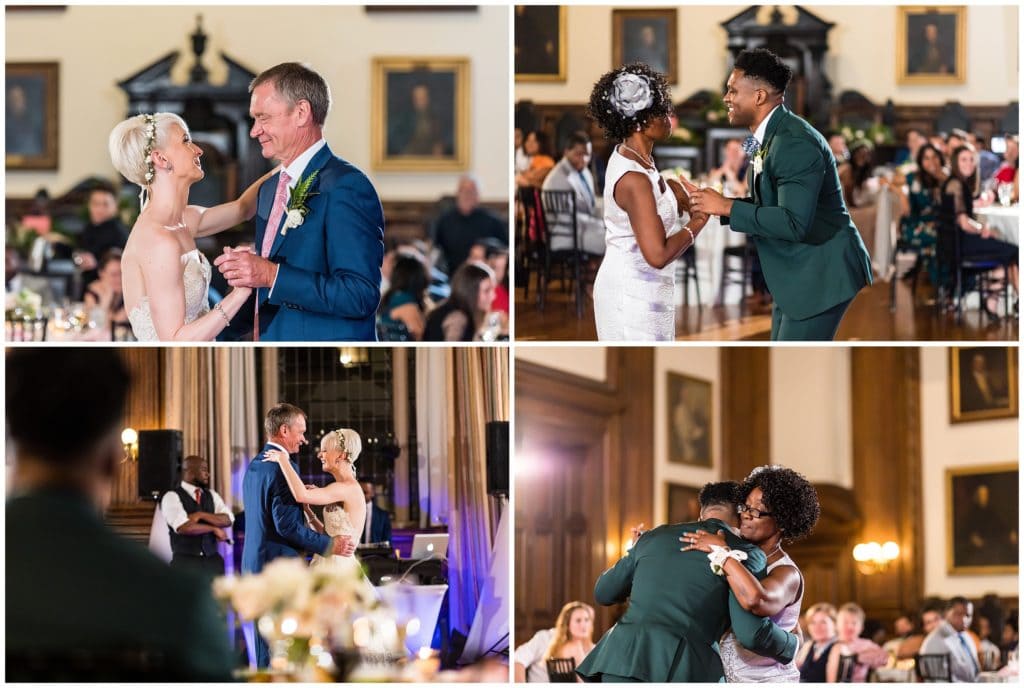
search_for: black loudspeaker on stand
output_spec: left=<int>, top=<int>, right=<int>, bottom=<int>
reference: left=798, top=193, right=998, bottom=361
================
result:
left=485, top=421, right=509, bottom=496
left=137, top=429, right=183, bottom=500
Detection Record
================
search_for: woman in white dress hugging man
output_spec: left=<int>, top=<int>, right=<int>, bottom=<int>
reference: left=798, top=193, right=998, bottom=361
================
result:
left=262, top=428, right=370, bottom=580
left=588, top=63, right=710, bottom=341
left=108, top=112, right=274, bottom=341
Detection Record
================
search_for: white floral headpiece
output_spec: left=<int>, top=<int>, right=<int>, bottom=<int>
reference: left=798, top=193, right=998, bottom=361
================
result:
left=608, top=71, right=654, bottom=119
left=138, top=114, right=158, bottom=209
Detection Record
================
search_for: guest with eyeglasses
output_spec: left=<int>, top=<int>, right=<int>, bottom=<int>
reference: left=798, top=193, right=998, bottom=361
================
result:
left=680, top=465, right=820, bottom=682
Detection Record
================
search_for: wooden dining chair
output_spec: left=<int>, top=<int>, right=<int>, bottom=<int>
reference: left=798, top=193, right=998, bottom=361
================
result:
left=546, top=656, right=577, bottom=683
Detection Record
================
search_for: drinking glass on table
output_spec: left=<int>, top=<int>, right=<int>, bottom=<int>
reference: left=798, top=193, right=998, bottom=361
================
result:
left=998, top=182, right=1014, bottom=207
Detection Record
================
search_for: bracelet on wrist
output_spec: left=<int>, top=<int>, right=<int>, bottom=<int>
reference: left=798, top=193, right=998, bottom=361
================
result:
left=213, top=302, right=230, bottom=326
left=683, top=226, right=696, bottom=244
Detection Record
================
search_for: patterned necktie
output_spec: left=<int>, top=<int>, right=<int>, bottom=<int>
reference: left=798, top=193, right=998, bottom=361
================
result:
left=577, top=170, right=595, bottom=208
left=742, top=135, right=761, bottom=158
left=194, top=488, right=202, bottom=507
left=261, top=171, right=291, bottom=258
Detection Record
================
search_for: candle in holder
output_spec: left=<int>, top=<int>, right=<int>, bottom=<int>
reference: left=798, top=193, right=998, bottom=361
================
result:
left=414, top=646, right=440, bottom=681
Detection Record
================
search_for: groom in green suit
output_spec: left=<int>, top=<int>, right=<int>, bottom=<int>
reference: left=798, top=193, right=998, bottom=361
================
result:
left=690, top=48, right=872, bottom=340
left=576, top=482, right=797, bottom=682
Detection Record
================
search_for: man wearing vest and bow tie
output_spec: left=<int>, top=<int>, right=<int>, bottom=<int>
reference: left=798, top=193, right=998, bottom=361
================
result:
left=689, top=48, right=872, bottom=341
left=541, top=130, right=607, bottom=257
left=160, top=454, right=234, bottom=580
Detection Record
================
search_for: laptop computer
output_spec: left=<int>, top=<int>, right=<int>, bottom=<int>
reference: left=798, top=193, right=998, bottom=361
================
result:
left=409, top=533, right=449, bottom=560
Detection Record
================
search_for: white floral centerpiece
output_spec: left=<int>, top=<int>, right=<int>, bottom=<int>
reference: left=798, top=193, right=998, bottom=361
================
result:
left=214, top=558, right=400, bottom=678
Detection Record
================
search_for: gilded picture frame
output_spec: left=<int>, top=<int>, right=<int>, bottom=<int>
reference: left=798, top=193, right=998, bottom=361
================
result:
left=896, top=6, right=967, bottom=85
left=666, top=371, right=712, bottom=467
left=6, top=62, right=59, bottom=170
left=665, top=482, right=701, bottom=525
left=949, top=347, right=1018, bottom=423
left=371, top=57, right=470, bottom=172
left=612, top=9, right=678, bottom=84
left=515, top=5, right=567, bottom=82
left=945, top=463, right=1018, bottom=575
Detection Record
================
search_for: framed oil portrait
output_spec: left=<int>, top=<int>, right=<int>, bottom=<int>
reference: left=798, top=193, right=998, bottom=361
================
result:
left=946, top=463, right=1018, bottom=574
left=896, top=6, right=966, bottom=84
left=6, top=62, right=59, bottom=170
left=372, top=57, right=469, bottom=172
left=665, top=482, right=701, bottom=525
left=612, top=9, right=677, bottom=84
left=666, top=372, right=712, bottom=467
left=949, top=347, right=1018, bottom=423
left=515, top=5, right=566, bottom=82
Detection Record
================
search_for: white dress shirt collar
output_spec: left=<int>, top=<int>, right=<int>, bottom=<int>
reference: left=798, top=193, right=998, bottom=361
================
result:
left=753, top=105, right=781, bottom=146
left=281, top=139, right=327, bottom=189
left=180, top=480, right=203, bottom=496
left=265, top=441, right=289, bottom=455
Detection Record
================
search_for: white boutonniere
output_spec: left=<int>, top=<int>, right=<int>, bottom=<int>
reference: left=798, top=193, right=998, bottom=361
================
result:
left=751, top=148, right=766, bottom=176
left=281, top=171, right=320, bottom=235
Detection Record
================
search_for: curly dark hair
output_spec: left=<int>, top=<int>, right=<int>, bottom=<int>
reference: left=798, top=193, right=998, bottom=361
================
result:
left=733, top=48, right=794, bottom=94
left=698, top=481, right=742, bottom=510
left=741, top=465, right=820, bottom=541
left=587, top=62, right=673, bottom=141
left=915, top=143, right=946, bottom=190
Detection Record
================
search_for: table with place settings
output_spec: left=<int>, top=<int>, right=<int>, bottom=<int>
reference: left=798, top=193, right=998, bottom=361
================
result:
left=975, top=204, right=1020, bottom=245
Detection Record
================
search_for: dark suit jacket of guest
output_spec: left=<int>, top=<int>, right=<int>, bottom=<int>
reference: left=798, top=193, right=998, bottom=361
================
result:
left=255, top=145, right=385, bottom=341
left=365, top=502, right=393, bottom=544
left=241, top=444, right=332, bottom=574
left=576, top=518, right=797, bottom=683
left=725, top=106, right=873, bottom=321
left=5, top=487, right=233, bottom=680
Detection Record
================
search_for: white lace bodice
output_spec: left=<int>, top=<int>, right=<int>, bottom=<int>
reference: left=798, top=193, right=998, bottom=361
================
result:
left=593, top=148, right=687, bottom=341
left=128, top=249, right=211, bottom=341
left=323, top=503, right=358, bottom=539
left=719, top=552, right=804, bottom=683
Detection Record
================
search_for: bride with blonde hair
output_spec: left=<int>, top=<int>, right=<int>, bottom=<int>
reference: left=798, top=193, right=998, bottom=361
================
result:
left=108, top=112, right=273, bottom=340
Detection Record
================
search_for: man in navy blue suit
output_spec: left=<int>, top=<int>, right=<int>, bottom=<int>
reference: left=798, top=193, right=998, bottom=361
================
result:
left=242, top=403, right=357, bottom=667
left=360, top=481, right=392, bottom=545
left=215, top=62, right=385, bottom=341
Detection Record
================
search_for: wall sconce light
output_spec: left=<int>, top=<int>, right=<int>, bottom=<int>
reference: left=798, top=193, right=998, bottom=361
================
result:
left=337, top=347, right=369, bottom=367
left=121, top=427, right=138, bottom=461
left=852, top=540, right=900, bottom=574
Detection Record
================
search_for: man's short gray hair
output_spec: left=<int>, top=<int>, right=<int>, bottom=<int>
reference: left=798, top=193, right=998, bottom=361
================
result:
left=251, top=62, right=331, bottom=126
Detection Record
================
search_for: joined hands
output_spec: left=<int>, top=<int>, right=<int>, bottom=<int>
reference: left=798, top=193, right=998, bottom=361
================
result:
left=214, top=245, right=276, bottom=289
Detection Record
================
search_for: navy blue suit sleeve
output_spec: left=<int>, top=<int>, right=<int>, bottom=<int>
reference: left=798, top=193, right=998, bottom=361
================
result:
left=379, top=508, right=392, bottom=543
left=269, top=471, right=331, bottom=555
left=269, top=171, right=385, bottom=318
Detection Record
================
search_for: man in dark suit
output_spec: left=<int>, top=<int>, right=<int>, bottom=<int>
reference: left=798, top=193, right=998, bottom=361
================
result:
left=6, top=349, right=233, bottom=681
left=242, top=402, right=356, bottom=667
left=76, top=185, right=129, bottom=286
left=216, top=62, right=385, bottom=341
left=360, top=481, right=393, bottom=545
left=690, top=48, right=872, bottom=340
left=576, top=482, right=797, bottom=682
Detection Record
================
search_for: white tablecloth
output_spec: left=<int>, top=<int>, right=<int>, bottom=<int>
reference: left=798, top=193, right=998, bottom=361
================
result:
left=675, top=216, right=747, bottom=306
left=976, top=204, right=1020, bottom=245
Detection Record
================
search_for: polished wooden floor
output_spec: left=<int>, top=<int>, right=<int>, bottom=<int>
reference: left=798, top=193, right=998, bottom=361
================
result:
left=514, top=276, right=1019, bottom=342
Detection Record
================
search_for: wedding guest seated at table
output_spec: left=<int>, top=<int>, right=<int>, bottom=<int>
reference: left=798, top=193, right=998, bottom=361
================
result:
left=898, top=143, right=948, bottom=285
left=707, top=137, right=749, bottom=198
left=843, top=139, right=880, bottom=208
left=895, top=128, right=928, bottom=166
left=946, top=129, right=969, bottom=155
left=1000, top=611, right=1018, bottom=666
left=513, top=600, right=595, bottom=682
left=929, top=134, right=948, bottom=157
left=796, top=602, right=838, bottom=683
left=515, top=130, right=556, bottom=189
left=75, top=184, right=129, bottom=287
left=967, top=132, right=1002, bottom=183
left=378, top=253, right=431, bottom=340
left=83, top=249, right=128, bottom=330
left=481, top=239, right=510, bottom=316
left=882, top=611, right=921, bottom=660
left=940, top=145, right=1019, bottom=310
left=423, top=262, right=497, bottom=342
left=430, top=174, right=508, bottom=275
left=824, top=603, right=889, bottom=682
left=827, top=131, right=850, bottom=165
left=541, top=130, right=606, bottom=257
left=514, top=127, right=530, bottom=176
left=920, top=596, right=981, bottom=682
left=973, top=614, right=1003, bottom=670
left=5, top=348, right=233, bottom=681
left=993, top=135, right=1018, bottom=190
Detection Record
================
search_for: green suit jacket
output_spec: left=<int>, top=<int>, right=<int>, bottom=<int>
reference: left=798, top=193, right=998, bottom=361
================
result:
left=576, top=519, right=798, bottom=683
left=6, top=488, right=234, bottom=681
left=726, top=106, right=873, bottom=320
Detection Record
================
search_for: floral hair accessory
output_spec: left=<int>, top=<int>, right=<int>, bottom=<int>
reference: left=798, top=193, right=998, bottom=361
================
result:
left=609, top=72, right=654, bottom=118
left=137, top=114, right=158, bottom=209
left=334, top=429, right=347, bottom=456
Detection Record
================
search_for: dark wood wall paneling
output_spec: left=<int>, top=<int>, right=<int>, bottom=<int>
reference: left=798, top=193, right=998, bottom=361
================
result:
left=112, top=348, right=163, bottom=505
left=515, top=350, right=653, bottom=645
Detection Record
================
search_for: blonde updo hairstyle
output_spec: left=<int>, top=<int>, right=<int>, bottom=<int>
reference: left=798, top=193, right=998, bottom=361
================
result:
left=108, top=112, right=189, bottom=187
left=320, top=428, right=363, bottom=463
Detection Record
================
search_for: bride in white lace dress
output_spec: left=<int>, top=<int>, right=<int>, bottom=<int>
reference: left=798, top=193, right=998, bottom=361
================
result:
left=263, top=428, right=373, bottom=585
left=587, top=64, right=709, bottom=341
left=108, top=113, right=273, bottom=341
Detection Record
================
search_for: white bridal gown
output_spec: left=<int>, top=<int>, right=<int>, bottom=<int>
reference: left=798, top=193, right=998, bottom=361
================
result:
left=128, top=249, right=211, bottom=341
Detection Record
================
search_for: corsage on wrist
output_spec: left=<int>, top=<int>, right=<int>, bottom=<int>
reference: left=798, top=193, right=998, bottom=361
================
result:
left=707, top=545, right=747, bottom=575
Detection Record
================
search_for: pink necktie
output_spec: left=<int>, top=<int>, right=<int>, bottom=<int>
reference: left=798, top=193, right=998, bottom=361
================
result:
left=261, top=171, right=291, bottom=258
left=254, top=172, right=290, bottom=341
